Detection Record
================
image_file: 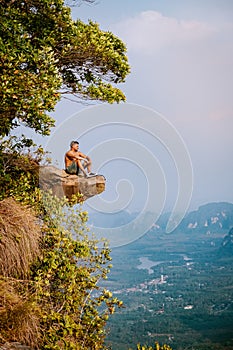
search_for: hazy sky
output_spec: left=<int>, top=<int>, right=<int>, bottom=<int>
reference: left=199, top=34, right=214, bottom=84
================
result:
left=41, top=0, right=233, bottom=219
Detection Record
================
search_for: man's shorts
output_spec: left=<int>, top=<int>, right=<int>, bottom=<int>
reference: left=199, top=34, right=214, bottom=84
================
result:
left=65, top=161, right=79, bottom=175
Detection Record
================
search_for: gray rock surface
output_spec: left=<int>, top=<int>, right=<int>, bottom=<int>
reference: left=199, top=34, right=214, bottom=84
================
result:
left=39, top=166, right=105, bottom=202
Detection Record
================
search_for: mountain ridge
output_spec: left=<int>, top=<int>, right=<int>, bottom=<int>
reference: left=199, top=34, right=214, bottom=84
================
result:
left=88, top=201, right=233, bottom=235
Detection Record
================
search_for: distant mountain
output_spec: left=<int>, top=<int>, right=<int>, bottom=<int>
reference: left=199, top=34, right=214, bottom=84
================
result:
left=88, top=202, right=233, bottom=234
left=87, top=210, right=137, bottom=228
left=219, top=227, right=233, bottom=255
left=177, top=202, right=233, bottom=233
left=150, top=202, right=233, bottom=234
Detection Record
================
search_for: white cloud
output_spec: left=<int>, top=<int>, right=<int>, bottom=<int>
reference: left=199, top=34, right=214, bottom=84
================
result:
left=111, top=10, right=233, bottom=207
left=113, top=11, right=216, bottom=53
left=112, top=10, right=233, bottom=125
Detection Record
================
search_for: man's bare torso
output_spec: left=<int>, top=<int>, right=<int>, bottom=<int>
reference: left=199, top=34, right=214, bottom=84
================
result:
left=65, top=150, right=86, bottom=168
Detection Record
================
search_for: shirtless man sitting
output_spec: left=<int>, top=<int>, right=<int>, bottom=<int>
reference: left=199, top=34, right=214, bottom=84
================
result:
left=64, top=140, right=97, bottom=177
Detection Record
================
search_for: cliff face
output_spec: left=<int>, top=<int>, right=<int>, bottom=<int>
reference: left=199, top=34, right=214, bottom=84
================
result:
left=39, top=166, right=105, bottom=202
left=220, top=227, right=233, bottom=255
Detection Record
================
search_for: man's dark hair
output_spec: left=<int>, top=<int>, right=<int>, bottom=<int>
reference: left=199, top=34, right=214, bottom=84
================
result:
left=70, top=140, right=79, bottom=148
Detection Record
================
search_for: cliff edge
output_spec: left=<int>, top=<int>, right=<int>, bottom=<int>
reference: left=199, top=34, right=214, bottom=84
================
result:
left=39, top=165, right=105, bottom=202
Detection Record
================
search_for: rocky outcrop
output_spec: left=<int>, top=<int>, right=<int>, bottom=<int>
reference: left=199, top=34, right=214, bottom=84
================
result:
left=39, top=166, right=105, bottom=202
left=220, top=227, right=233, bottom=255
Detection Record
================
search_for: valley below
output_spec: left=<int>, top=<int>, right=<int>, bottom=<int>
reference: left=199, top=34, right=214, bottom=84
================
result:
left=97, top=203, right=233, bottom=350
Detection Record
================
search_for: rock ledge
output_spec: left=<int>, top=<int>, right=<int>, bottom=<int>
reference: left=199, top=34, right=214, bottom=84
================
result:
left=39, top=166, right=105, bottom=202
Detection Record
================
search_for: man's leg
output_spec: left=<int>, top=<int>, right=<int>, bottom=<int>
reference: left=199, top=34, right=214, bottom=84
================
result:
left=76, top=159, right=87, bottom=176
left=82, top=160, right=97, bottom=176
left=83, top=159, right=92, bottom=173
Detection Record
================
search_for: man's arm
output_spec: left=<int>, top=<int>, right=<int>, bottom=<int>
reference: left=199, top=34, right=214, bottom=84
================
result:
left=78, top=151, right=90, bottom=162
left=66, top=150, right=87, bottom=161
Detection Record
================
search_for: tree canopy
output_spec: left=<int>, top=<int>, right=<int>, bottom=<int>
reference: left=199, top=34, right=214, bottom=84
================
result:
left=0, top=0, right=130, bottom=136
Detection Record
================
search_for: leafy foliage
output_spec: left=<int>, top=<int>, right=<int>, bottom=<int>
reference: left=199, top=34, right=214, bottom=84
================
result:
left=0, top=0, right=130, bottom=136
left=0, top=1, right=62, bottom=136
left=0, top=135, right=47, bottom=203
left=32, top=193, right=124, bottom=349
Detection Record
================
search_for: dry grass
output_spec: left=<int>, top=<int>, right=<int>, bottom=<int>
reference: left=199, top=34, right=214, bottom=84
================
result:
left=0, top=280, right=41, bottom=348
left=0, top=198, right=41, bottom=279
left=0, top=199, right=42, bottom=348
